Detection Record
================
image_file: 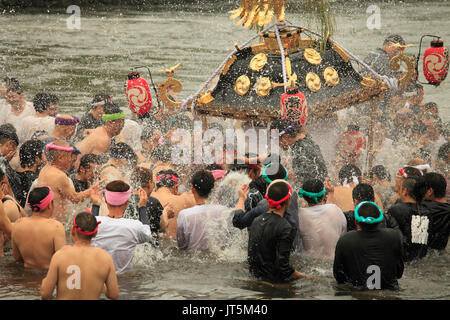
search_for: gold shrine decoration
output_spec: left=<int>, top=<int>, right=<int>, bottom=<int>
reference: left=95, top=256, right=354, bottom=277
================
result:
left=157, top=77, right=183, bottom=108
left=304, top=48, right=322, bottom=65
left=249, top=53, right=268, bottom=71
left=389, top=53, right=416, bottom=88
left=222, top=55, right=237, bottom=75
left=229, top=0, right=287, bottom=29
left=255, top=77, right=272, bottom=97
left=323, top=67, right=339, bottom=86
left=235, top=75, right=251, bottom=95
left=306, top=72, right=321, bottom=92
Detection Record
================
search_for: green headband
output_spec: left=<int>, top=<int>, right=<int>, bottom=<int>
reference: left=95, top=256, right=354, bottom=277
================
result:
left=298, top=188, right=326, bottom=204
left=354, top=201, right=384, bottom=224
left=102, top=112, right=125, bottom=122
left=262, top=163, right=288, bottom=184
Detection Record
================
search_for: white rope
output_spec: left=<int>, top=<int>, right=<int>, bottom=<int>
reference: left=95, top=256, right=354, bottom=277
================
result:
left=274, top=22, right=288, bottom=93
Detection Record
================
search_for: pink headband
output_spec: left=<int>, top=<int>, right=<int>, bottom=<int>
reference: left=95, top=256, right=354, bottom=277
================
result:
left=45, top=142, right=74, bottom=152
left=104, top=189, right=131, bottom=206
left=211, top=169, right=227, bottom=180
left=27, top=186, right=54, bottom=212
left=73, top=217, right=101, bottom=236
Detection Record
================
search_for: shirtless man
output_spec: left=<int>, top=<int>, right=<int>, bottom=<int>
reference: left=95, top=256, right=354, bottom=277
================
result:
left=76, top=102, right=125, bottom=158
left=41, top=211, right=119, bottom=300
left=36, top=140, right=94, bottom=222
left=0, top=170, right=14, bottom=257
left=99, top=142, right=138, bottom=185
left=152, top=169, right=195, bottom=239
left=11, top=186, right=66, bottom=269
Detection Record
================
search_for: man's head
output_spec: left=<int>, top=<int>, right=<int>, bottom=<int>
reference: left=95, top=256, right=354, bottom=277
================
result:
left=401, top=176, right=428, bottom=203
left=437, top=142, right=450, bottom=165
left=0, top=124, right=19, bottom=161
left=109, top=142, right=138, bottom=168
left=382, top=34, right=407, bottom=57
left=90, top=93, right=111, bottom=116
left=48, top=94, right=59, bottom=117
left=0, top=76, right=13, bottom=98
left=191, top=169, right=215, bottom=199
left=352, top=183, right=375, bottom=207
left=53, top=114, right=80, bottom=139
left=265, top=179, right=293, bottom=213
left=261, top=162, right=288, bottom=187
left=424, top=172, right=447, bottom=201
left=45, top=140, right=75, bottom=172
left=32, top=93, right=51, bottom=114
left=354, top=201, right=383, bottom=231
left=71, top=211, right=101, bottom=242
left=299, top=179, right=326, bottom=205
left=102, top=102, right=125, bottom=137
left=338, top=164, right=362, bottom=186
left=19, top=139, right=45, bottom=169
left=271, top=118, right=301, bottom=149
left=395, top=166, right=423, bottom=193
left=155, top=169, right=179, bottom=193
left=104, top=180, right=131, bottom=211
left=77, top=153, right=100, bottom=184
left=370, top=165, right=391, bottom=182
left=130, top=166, right=154, bottom=194
left=27, top=186, right=54, bottom=215
left=141, top=127, right=161, bottom=155
left=5, top=79, right=24, bottom=107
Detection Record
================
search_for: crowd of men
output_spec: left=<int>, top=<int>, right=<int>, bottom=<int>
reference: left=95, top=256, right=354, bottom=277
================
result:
left=0, top=34, right=449, bottom=299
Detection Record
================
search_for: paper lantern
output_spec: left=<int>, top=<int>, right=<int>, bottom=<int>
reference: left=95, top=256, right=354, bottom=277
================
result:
left=126, top=72, right=152, bottom=116
left=279, top=87, right=308, bottom=126
left=423, top=40, right=449, bottom=86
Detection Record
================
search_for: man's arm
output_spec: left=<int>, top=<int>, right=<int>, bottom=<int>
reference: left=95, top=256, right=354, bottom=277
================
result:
left=104, top=255, right=119, bottom=300
left=332, top=238, right=347, bottom=284
left=232, top=204, right=267, bottom=230
left=11, top=226, right=23, bottom=262
left=0, top=201, right=13, bottom=238
left=40, top=254, right=59, bottom=299
left=58, top=173, right=93, bottom=204
left=53, top=222, right=67, bottom=252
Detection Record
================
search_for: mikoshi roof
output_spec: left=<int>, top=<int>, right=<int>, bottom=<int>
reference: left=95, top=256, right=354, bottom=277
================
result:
left=193, top=26, right=387, bottom=122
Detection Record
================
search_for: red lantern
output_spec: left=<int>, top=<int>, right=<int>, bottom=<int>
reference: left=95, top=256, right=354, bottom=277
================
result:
left=279, top=87, right=308, bottom=126
left=126, top=72, right=152, bottom=116
left=423, top=40, right=449, bottom=86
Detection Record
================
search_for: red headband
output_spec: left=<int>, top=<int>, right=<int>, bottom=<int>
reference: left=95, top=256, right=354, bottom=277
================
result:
left=73, top=217, right=101, bottom=236
left=398, top=168, right=408, bottom=178
left=265, top=184, right=293, bottom=209
left=156, top=173, right=179, bottom=183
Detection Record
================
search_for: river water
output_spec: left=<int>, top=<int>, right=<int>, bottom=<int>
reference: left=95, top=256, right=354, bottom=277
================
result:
left=0, top=1, right=449, bottom=300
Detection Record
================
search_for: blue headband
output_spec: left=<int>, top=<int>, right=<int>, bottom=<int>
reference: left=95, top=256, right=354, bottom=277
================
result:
left=298, top=188, right=326, bottom=204
left=262, top=163, right=288, bottom=184
left=354, top=201, right=384, bottom=224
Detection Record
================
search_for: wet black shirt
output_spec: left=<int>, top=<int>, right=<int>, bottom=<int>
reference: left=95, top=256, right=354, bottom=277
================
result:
left=343, top=210, right=401, bottom=233
left=387, top=202, right=431, bottom=261
left=333, top=228, right=404, bottom=290
left=123, top=194, right=164, bottom=238
left=290, top=135, right=328, bottom=184
left=247, top=211, right=296, bottom=283
left=1, top=157, right=22, bottom=202
left=421, top=200, right=450, bottom=250
left=71, top=177, right=90, bottom=193
left=15, top=170, right=39, bottom=208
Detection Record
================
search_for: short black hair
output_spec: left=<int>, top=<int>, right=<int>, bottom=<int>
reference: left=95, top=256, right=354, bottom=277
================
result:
left=74, top=211, right=99, bottom=240
left=0, top=123, right=19, bottom=146
left=151, top=141, right=172, bottom=163
left=424, top=172, right=447, bottom=199
left=191, top=169, right=215, bottom=198
left=437, top=142, right=449, bottom=161
left=338, top=164, right=362, bottom=184
left=130, top=167, right=153, bottom=189
left=19, top=139, right=44, bottom=168
left=28, top=187, right=51, bottom=212
left=155, top=169, right=179, bottom=188
left=48, top=94, right=59, bottom=105
left=91, top=93, right=111, bottom=110
left=356, top=202, right=382, bottom=231
left=105, top=180, right=130, bottom=193
left=301, top=179, right=325, bottom=205
left=267, top=181, right=291, bottom=207
left=78, top=154, right=100, bottom=172
left=352, top=183, right=375, bottom=202
left=6, top=79, right=23, bottom=94
left=370, top=165, right=391, bottom=181
left=110, top=142, right=137, bottom=167
left=103, top=101, right=122, bottom=115
left=32, top=93, right=51, bottom=113
left=402, top=176, right=428, bottom=203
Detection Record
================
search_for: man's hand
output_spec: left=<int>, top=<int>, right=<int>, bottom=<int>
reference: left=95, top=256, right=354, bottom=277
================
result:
left=238, top=184, right=249, bottom=200
left=138, top=188, right=148, bottom=208
left=324, top=178, right=334, bottom=194
left=89, top=185, right=102, bottom=206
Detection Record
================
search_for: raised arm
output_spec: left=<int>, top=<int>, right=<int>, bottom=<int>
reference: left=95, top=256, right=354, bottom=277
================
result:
left=40, top=254, right=59, bottom=299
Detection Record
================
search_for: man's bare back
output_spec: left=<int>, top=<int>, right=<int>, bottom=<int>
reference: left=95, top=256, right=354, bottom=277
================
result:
left=12, top=216, right=66, bottom=269
left=41, top=244, right=118, bottom=300
left=76, top=126, right=111, bottom=156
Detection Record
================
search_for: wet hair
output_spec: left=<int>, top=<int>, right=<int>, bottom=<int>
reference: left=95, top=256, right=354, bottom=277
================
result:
left=48, top=94, right=59, bottom=105
left=402, top=176, right=428, bottom=203
left=32, top=93, right=51, bottom=113
left=338, top=164, right=362, bottom=184
left=266, top=180, right=291, bottom=208
left=370, top=165, right=391, bottom=182
left=205, top=164, right=223, bottom=171
left=103, top=101, right=122, bottom=115
left=301, top=179, right=325, bottom=205
left=262, top=162, right=288, bottom=184
left=6, top=79, right=23, bottom=94
left=352, top=183, right=375, bottom=202
left=424, top=172, right=447, bottom=199
left=347, top=125, right=360, bottom=132
left=191, top=169, right=215, bottom=198
left=27, top=187, right=51, bottom=212
left=0, top=123, right=19, bottom=147
left=437, top=142, right=449, bottom=161
left=78, top=154, right=100, bottom=173
left=73, top=211, right=99, bottom=240
left=130, top=167, right=153, bottom=189
left=151, top=141, right=172, bottom=163
left=402, top=166, right=423, bottom=178
left=412, top=149, right=432, bottom=165
left=19, top=139, right=44, bottom=168
left=141, top=127, right=155, bottom=141
left=91, top=93, right=111, bottom=110
left=155, top=169, right=179, bottom=188
left=105, top=180, right=130, bottom=193
left=109, top=142, right=137, bottom=167
left=46, top=140, right=70, bottom=162
left=356, top=202, right=382, bottom=231
left=271, top=118, right=299, bottom=138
